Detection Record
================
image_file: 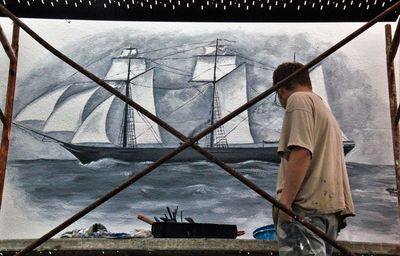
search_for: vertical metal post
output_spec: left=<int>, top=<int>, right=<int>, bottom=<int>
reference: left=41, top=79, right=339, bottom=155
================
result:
left=385, top=24, right=400, bottom=209
left=0, top=23, right=19, bottom=210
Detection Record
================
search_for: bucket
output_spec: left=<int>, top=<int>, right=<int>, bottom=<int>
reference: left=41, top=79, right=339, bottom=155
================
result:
left=252, top=224, right=276, bottom=240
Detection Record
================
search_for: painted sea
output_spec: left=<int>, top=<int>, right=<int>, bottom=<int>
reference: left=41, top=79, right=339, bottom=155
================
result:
left=0, top=159, right=399, bottom=243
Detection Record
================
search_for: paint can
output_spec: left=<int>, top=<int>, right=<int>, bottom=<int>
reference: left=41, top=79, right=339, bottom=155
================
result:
left=252, top=224, right=276, bottom=240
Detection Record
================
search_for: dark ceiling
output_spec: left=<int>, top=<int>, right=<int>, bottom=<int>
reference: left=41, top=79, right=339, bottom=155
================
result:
left=0, top=0, right=399, bottom=22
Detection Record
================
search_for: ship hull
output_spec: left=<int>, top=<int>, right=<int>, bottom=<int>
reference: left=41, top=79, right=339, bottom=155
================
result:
left=61, top=141, right=355, bottom=164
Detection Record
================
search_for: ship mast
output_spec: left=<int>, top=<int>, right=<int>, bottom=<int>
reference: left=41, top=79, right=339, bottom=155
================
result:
left=209, top=39, right=228, bottom=148
left=123, top=46, right=135, bottom=148
left=209, top=39, right=219, bottom=148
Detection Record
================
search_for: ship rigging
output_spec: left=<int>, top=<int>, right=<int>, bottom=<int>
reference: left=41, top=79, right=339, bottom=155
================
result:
left=13, top=39, right=355, bottom=163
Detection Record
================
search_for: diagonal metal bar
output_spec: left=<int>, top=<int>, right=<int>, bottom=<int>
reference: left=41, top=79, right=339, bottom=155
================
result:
left=187, top=2, right=400, bottom=145
left=389, top=15, right=400, bottom=62
left=1, top=2, right=399, bottom=256
left=14, top=140, right=195, bottom=256
left=0, top=23, right=16, bottom=61
left=189, top=143, right=356, bottom=255
left=0, top=5, right=188, bottom=145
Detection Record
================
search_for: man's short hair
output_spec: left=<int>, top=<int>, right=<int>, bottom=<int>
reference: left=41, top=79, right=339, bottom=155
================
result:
left=272, top=62, right=312, bottom=90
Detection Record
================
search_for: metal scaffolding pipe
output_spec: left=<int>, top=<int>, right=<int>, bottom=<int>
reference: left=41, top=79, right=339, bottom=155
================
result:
left=385, top=24, right=400, bottom=209
left=0, top=23, right=19, bottom=210
left=189, top=143, right=355, bottom=255
left=0, top=1, right=398, bottom=255
left=389, top=17, right=400, bottom=62
left=181, top=1, right=400, bottom=144
left=0, top=24, right=16, bottom=62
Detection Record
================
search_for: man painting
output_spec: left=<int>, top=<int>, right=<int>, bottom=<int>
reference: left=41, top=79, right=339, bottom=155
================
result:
left=272, top=62, right=355, bottom=256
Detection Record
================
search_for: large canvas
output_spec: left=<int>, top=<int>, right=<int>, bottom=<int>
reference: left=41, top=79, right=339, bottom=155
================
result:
left=0, top=19, right=399, bottom=242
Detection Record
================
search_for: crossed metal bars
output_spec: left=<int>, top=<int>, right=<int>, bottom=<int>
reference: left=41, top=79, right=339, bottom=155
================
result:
left=1, top=2, right=400, bottom=255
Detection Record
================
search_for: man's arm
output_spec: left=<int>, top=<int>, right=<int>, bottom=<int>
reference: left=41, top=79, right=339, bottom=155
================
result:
left=278, top=146, right=311, bottom=222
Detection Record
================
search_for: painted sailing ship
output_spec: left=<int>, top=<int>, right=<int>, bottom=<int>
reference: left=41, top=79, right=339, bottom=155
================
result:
left=14, top=41, right=355, bottom=164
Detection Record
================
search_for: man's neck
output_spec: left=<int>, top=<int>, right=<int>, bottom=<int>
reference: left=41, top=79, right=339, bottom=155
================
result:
left=288, top=85, right=312, bottom=97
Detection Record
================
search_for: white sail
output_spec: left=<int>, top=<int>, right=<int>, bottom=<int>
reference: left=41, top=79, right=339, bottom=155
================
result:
left=120, top=48, right=138, bottom=57
left=43, top=88, right=97, bottom=132
left=215, top=64, right=253, bottom=144
left=191, top=56, right=237, bottom=82
left=71, top=70, right=160, bottom=145
left=203, top=45, right=227, bottom=55
left=81, top=81, right=126, bottom=122
left=310, top=65, right=349, bottom=141
left=310, top=65, right=331, bottom=108
left=204, top=47, right=217, bottom=55
left=15, top=86, right=70, bottom=122
left=130, top=69, right=161, bottom=144
left=71, top=96, right=115, bottom=144
left=104, top=58, right=146, bottom=81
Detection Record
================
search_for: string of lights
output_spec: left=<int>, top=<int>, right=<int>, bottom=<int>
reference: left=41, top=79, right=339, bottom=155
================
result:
left=3, top=0, right=396, bottom=10
left=0, top=0, right=398, bottom=22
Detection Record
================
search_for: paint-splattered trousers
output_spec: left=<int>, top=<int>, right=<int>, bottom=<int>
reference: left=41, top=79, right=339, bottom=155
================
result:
left=275, top=205, right=339, bottom=256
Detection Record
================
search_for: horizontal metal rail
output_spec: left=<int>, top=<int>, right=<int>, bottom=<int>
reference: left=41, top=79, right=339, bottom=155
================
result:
left=0, top=1, right=399, bottom=255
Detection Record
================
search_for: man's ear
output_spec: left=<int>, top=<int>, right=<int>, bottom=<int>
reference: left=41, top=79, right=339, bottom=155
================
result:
left=277, top=87, right=286, bottom=95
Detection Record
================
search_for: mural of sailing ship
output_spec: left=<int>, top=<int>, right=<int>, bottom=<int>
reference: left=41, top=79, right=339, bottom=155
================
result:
left=14, top=39, right=355, bottom=164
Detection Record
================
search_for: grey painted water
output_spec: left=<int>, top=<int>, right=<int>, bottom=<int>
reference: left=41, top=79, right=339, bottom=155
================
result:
left=0, top=159, right=398, bottom=243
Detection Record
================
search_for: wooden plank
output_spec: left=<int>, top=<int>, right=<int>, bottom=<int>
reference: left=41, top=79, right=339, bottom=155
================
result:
left=0, top=23, right=19, bottom=210
left=1, top=239, right=400, bottom=256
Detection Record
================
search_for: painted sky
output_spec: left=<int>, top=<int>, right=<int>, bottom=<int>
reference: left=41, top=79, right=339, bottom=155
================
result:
left=0, top=18, right=396, bottom=164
